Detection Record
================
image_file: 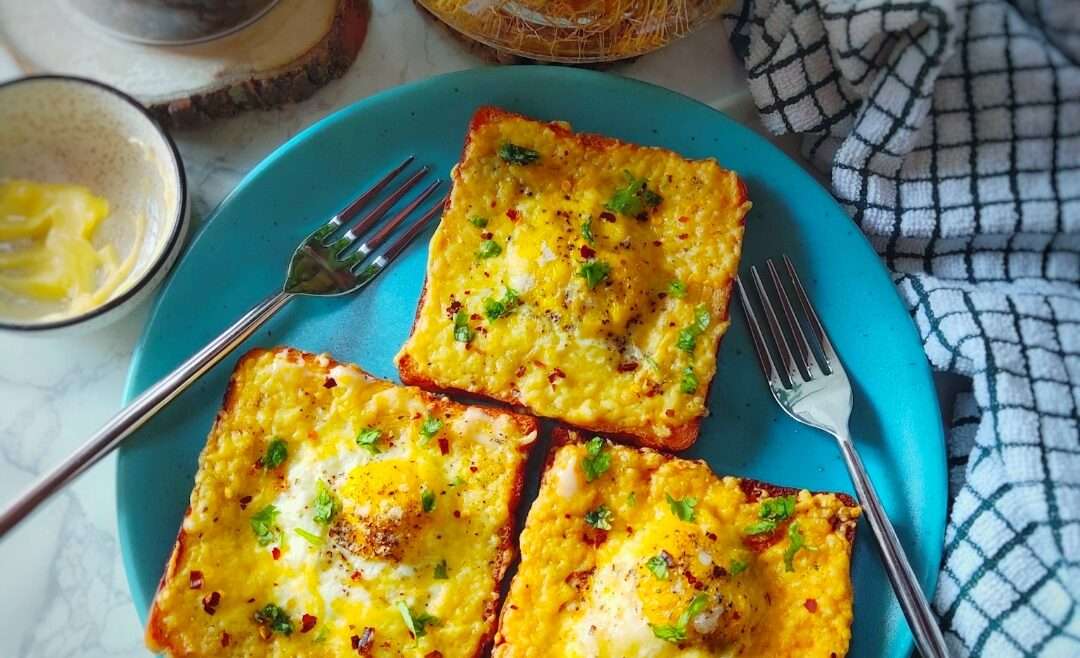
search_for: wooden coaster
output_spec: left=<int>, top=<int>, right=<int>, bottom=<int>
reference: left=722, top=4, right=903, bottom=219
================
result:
left=0, top=0, right=369, bottom=128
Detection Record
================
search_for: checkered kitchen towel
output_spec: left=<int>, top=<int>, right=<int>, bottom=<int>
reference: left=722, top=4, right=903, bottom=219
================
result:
left=723, top=0, right=1079, bottom=655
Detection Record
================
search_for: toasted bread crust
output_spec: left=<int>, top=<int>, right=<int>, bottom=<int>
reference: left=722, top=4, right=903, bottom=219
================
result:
left=398, top=106, right=749, bottom=452
left=146, top=347, right=536, bottom=657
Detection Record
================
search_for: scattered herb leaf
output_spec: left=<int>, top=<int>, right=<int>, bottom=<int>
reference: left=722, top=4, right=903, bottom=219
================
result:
left=356, top=427, right=381, bottom=454
left=680, top=367, right=698, bottom=394
left=469, top=216, right=488, bottom=228
left=250, top=505, right=280, bottom=546
left=264, top=438, right=288, bottom=469
left=483, top=286, right=521, bottom=320
left=498, top=142, right=540, bottom=165
left=581, top=217, right=595, bottom=244
left=397, top=601, right=439, bottom=638
left=253, top=603, right=293, bottom=636
left=477, top=239, right=502, bottom=258
left=453, top=311, right=473, bottom=344
left=434, top=559, right=449, bottom=579
left=420, top=416, right=443, bottom=443
left=584, top=504, right=614, bottom=530
left=582, top=437, right=611, bottom=482
left=421, top=490, right=436, bottom=513
left=313, top=482, right=337, bottom=526
left=294, top=527, right=323, bottom=546
left=578, top=260, right=611, bottom=290
left=605, top=171, right=662, bottom=217
left=651, top=593, right=709, bottom=643
left=784, top=522, right=808, bottom=571
left=730, top=559, right=749, bottom=575
left=666, top=493, right=698, bottom=522
left=669, top=280, right=687, bottom=298
left=646, top=554, right=670, bottom=580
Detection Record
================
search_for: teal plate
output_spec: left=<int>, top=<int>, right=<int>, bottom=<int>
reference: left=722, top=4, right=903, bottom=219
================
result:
left=118, top=66, right=945, bottom=657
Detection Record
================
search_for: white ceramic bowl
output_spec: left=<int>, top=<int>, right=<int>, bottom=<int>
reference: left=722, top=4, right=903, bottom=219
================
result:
left=0, top=75, right=189, bottom=333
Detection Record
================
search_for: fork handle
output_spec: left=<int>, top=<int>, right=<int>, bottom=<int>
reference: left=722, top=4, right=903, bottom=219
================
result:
left=0, top=291, right=294, bottom=539
left=837, top=432, right=950, bottom=658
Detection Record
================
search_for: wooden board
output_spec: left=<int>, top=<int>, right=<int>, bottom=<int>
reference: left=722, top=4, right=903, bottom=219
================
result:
left=0, top=0, right=369, bottom=128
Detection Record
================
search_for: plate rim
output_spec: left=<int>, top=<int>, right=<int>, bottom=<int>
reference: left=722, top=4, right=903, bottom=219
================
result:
left=117, top=64, right=947, bottom=653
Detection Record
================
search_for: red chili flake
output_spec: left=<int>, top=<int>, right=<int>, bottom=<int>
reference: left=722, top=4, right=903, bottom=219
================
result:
left=665, top=409, right=675, bottom=417
left=188, top=570, right=204, bottom=590
left=453, top=510, right=462, bottom=518
left=201, top=591, right=221, bottom=615
left=480, top=231, right=493, bottom=240
left=220, top=632, right=230, bottom=647
left=678, top=215, right=689, bottom=223
left=446, top=299, right=462, bottom=319
left=805, top=598, right=819, bottom=613
left=678, top=233, right=689, bottom=240
left=254, top=457, right=264, bottom=469
left=548, top=367, right=566, bottom=384
left=300, top=614, right=317, bottom=632
left=425, top=652, right=444, bottom=658
left=616, top=361, right=639, bottom=372
left=271, top=547, right=281, bottom=560
left=323, top=377, right=337, bottom=389
left=351, top=635, right=360, bottom=650
left=579, top=244, right=596, bottom=259
left=506, top=208, right=519, bottom=221
left=653, top=240, right=663, bottom=247
left=438, top=437, right=450, bottom=455
left=514, top=365, right=526, bottom=378
left=469, top=464, right=478, bottom=472
left=238, top=495, right=252, bottom=510
left=357, top=627, right=375, bottom=652
left=599, top=211, right=616, bottom=223
left=351, top=570, right=362, bottom=581
left=470, top=313, right=481, bottom=321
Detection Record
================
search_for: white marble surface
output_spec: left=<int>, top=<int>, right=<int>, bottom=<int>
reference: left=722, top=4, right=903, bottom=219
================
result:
left=0, top=4, right=783, bottom=656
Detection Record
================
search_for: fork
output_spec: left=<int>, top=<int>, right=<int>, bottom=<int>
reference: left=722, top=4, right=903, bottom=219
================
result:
left=0, top=156, right=446, bottom=538
left=737, top=255, right=949, bottom=658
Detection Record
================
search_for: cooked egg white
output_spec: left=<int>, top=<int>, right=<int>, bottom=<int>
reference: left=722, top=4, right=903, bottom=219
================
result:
left=396, top=108, right=750, bottom=446
left=494, top=436, right=861, bottom=658
left=146, top=348, right=536, bottom=657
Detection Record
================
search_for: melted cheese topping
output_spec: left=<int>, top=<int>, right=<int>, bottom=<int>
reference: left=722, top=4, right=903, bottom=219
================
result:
left=147, top=349, right=536, bottom=657
left=494, top=440, right=860, bottom=658
left=0, top=179, right=143, bottom=321
left=396, top=110, right=750, bottom=443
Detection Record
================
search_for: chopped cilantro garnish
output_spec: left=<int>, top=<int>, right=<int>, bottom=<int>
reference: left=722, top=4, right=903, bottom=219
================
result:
left=578, top=260, right=611, bottom=289
left=581, top=217, right=595, bottom=244
left=484, top=286, right=521, bottom=320
left=263, top=438, right=287, bottom=469
left=680, top=367, right=698, bottom=394
left=313, top=482, right=337, bottom=526
left=498, top=142, right=540, bottom=165
left=743, top=495, right=797, bottom=535
left=666, top=493, right=698, bottom=522
left=784, top=522, right=809, bottom=571
left=627, top=491, right=637, bottom=507
left=669, top=280, right=687, bottom=298
left=581, top=437, right=611, bottom=482
left=730, top=559, right=749, bottom=575
left=651, top=593, right=709, bottom=643
left=421, top=489, right=436, bottom=513
left=605, top=171, right=662, bottom=217
left=397, top=601, right=439, bottom=638
left=453, top=311, right=473, bottom=344
left=250, top=505, right=280, bottom=546
left=294, top=527, right=323, bottom=546
left=584, top=504, right=613, bottom=530
left=449, top=474, right=465, bottom=487
left=676, top=304, right=711, bottom=353
left=646, top=553, right=671, bottom=580
left=760, top=495, right=796, bottom=522
left=420, top=415, right=443, bottom=443
left=356, top=427, right=381, bottom=454
left=469, top=216, right=488, bottom=228
left=477, top=239, right=502, bottom=258
left=253, top=603, right=293, bottom=636
left=434, top=559, right=449, bottom=579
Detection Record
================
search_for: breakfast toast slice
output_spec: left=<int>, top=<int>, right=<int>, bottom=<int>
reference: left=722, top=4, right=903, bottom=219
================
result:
left=146, top=347, right=537, bottom=657
left=493, top=427, right=860, bottom=657
left=396, top=107, right=750, bottom=451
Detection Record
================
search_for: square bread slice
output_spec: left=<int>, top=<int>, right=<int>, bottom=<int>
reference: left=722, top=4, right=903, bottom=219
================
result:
left=396, top=107, right=750, bottom=451
left=494, top=428, right=861, bottom=657
left=146, top=347, right=537, bottom=657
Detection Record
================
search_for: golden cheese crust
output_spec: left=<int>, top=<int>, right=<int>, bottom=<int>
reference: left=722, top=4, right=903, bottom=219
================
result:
left=146, top=347, right=537, bottom=657
left=396, top=107, right=750, bottom=451
left=493, top=428, right=861, bottom=658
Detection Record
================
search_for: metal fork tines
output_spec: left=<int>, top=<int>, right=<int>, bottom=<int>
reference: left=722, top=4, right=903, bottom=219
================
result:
left=736, top=255, right=949, bottom=658
left=285, top=158, right=445, bottom=296
left=0, top=156, right=446, bottom=539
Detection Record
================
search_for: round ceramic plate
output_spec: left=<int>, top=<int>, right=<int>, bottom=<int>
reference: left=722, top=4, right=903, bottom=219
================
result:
left=118, top=66, right=945, bottom=658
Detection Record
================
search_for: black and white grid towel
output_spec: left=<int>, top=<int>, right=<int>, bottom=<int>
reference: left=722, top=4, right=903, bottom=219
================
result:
left=723, top=0, right=1079, bottom=655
